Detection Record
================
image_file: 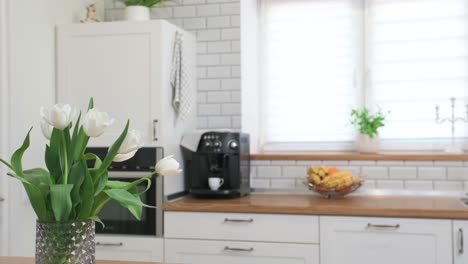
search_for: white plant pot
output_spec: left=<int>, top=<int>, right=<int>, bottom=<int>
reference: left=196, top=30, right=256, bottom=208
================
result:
left=125, top=6, right=150, bottom=21
left=356, top=134, right=381, bottom=153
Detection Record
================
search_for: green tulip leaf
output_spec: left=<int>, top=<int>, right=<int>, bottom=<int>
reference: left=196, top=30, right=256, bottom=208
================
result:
left=78, top=161, right=95, bottom=220
left=50, top=184, right=74, bottom=221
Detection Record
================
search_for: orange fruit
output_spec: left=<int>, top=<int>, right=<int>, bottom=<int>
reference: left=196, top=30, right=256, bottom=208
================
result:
left=328, top=167, right=339, bottom=175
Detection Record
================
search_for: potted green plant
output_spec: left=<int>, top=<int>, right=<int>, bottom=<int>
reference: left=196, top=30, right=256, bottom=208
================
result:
left=0, top=98, right=181, bottom=264
left=119, top=0, right=170, bottom=21
left=350, top=108, right=386, bottom=153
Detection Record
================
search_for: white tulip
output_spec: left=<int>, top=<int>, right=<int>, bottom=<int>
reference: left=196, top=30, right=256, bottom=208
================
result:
left=40, top=104, right=78, bottom=130
left=82, top=108, right=115, bottom=137
left=113, top=129, right=144, bottom=162
left=40, top=120, right=53, bottom=140
left=155, top=155, right=182, bottom=176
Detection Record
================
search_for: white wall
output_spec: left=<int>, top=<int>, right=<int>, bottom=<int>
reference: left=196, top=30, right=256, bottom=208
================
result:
left=6, top=0, right=82, bottom=256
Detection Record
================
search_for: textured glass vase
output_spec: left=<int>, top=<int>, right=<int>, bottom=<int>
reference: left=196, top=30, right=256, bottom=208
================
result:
left=35, top=220, right=96, bottom=264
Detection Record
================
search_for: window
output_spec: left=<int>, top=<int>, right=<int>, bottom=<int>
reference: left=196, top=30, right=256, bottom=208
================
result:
left=260, top=0, right=468, bottom=151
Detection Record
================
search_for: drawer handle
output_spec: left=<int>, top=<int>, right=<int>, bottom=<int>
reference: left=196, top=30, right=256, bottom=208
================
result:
left=224, top=218, right=254, bottom=223
left=367, top=223, right=400, bottom=229
left=459, top=228, right=464, bottom=255
left=224, top=246, right=254, bottom=252
left=96, top=242, right=123, bottom=247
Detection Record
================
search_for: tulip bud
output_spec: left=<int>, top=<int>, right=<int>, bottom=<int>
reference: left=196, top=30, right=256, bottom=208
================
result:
left=82, top=108, right=114, bottom=137
left=113, top=129, right=144, bottom=162
left=40, top=104, right=78, bottom=130
left=40, top=120, right=53, bottom=140
left=155, top=155, right=182, bottom=176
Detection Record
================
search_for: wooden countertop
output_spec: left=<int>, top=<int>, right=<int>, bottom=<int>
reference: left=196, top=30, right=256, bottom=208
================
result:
left=0, top=257, right=169, bottom=264
left=163, top=194, right=468, bottom=219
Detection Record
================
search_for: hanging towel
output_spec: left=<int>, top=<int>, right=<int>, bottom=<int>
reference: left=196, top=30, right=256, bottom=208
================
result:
left=170, top=31, right=193, bottom=120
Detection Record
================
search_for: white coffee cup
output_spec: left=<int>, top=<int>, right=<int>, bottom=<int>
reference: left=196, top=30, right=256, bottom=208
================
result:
left=209, top=177, right=225, bottom=191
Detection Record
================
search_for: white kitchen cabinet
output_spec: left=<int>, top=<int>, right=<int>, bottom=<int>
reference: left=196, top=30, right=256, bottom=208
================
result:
left=95, top=235, right=163, bottom=262
left=453, top=220, right=468, bottom=264
left=165, top=239, right=319, bottom=264
left=56, top=20, right=197, bottom=195
left=320, top=216, right=452, bottom=264
left=165, top=211, right=319, bottom=244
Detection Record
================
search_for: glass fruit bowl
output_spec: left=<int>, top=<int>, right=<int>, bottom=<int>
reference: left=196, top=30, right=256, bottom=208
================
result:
left=305, top=181, right=363, bottom=199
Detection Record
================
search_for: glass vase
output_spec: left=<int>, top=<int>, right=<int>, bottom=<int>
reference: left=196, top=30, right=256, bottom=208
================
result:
left=35, top=220, right=95, bottom=264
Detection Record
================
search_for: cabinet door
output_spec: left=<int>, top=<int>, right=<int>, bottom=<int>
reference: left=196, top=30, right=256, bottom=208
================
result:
left=165, top=239, right=319, bottom=264
left=57, top=23, right=163, bottom=147
left=454, top=220, right=468, bottom=264
left=95, top=235, right=163, bottom=262
left=320, top=216, right=452, bottom=264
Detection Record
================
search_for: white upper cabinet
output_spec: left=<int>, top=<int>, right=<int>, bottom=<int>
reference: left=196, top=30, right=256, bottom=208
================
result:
left=56, top=21, right=197, bottom=148
left=453, top=220, right=468, bottom=264
left=320, top=216, right=452, bottom=264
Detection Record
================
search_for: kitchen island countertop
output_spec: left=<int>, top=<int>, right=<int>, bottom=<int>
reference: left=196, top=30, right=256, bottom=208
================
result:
left=0, top=257, right=171, bottom=264
left=163, top=193, right=468, bottom=219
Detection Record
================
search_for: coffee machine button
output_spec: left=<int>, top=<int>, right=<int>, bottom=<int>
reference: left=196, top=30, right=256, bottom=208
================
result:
left=204, top=140, right=212, bottom=148
left=229, top=141, right=238, bottom=149
left=213, top=140, right=222, bottom=148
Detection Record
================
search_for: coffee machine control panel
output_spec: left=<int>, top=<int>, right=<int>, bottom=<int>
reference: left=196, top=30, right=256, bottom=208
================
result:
left=199, top=132, right=239, bottom=153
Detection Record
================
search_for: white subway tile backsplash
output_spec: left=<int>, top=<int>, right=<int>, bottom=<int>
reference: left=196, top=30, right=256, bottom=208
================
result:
left=173, top=6, right=196, bottom=17
left=271, top=179, right=296, bottom=189
left=207, top=41, right=231, bottom=53
left=251, top=160, right=271, bottom=166
left=361, top=167, right=388, bottom=179
left=221, top=78, right=240, bottom=90
left=221, top=103, right=240, bottom=115
left=447, top=167, right=468, bottom=180
left=198, top=79, right=220, bottom=90
left=418, top=167, right=446, bottom=180
left=270, top=160, right=297, bottom=166
left=150, top=7, right=173, bottom=19
left=322, top=160, right=349, bottom=166
left=220, top=3, right=240, bottom=14
left=252, top=179, right=270, bottom=189
left=197, top=42, right=207, bottom=54
left=434, top=181, right=464, bottom=191
left=282, top=166, right=307, bottom=178
left=377, top=160, right=405, bottom=166
left=197, top=4, right=220, bottom=16
left=257, top=166, right=282, bottom=178
left=198, top=104, right=221, bottom=115
left=349, top=160, right=376, bottom=166
left=198, top=54, right=220, bottom=65
left=230, top=91, right=241, bottom=102
left=377, top=180, right=404, bottom=190
left=434, top=161, right=464, bottom=167
left=389, top=167, right=417, bottom=180
left=221, top=53, right=240, bottom=65
left=197, top=29, right=221, bottom=41
left=231, top=66, right=241, bottom=77
left=230, top=15, right=240, bottom=27
left=296, top=160, right=323, bottom=166
left=183, top=17, right=206, bottom=29
left=207, top=16, right=231, bottom=28
left=339, top=166, right=361, bottom=176
left=207, top=91, right=231, bottom=103
left=231, top=40, right=240, bottom=52
left=221, top=28, right=240, bottom=40
left=405, top=161, right=434, bottom=166
left=197, top=67, right=207, bottom=78
left=405, top=181, right=433, bottom=191
left=207, top=66, right=231, bottom=77
left=231, top=116, right=241, bottom=128
left=207, top=116, right=231, bottom=128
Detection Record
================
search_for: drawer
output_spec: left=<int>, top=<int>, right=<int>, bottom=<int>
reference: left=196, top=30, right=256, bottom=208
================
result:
left=95, top=235, right=163, bottom=262
left=165, top=238, right=319, bottom=264
left=165, top=212, right=319, bottom=243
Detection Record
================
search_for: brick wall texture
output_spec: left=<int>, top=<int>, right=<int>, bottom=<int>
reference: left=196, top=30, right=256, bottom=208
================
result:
left=106, top=1, right=468, bottom=192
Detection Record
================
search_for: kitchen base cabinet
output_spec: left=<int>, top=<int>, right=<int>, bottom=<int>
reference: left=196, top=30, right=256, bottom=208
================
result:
left=453, top=220, right=468, bottom=264
left=320, top=216, right=452, bottom=264
left=95, top=235, right=163, bottom=262
left=165, top=239, right=319, bottom=264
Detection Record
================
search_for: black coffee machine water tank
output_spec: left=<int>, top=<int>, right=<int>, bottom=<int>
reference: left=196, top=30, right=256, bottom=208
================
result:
left=181, top=131, right=250, bottom=198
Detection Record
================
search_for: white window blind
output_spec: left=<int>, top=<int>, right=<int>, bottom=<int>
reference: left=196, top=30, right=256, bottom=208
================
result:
left=261, top=0, right=362, bottom=151
left=260, top=0, right=468, bottom=151
left=367, top=0, right=468, bottom=144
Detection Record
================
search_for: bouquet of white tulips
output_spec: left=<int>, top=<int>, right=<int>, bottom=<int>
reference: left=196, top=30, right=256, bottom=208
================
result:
left=0, top=98, right=181, bottom=223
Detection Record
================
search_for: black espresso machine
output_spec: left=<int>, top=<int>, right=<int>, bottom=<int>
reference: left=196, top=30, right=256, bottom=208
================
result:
left=181, top=131, right=250, bottom=198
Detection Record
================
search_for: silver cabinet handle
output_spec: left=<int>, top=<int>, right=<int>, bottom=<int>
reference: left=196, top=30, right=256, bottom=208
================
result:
left=0, top=197, right=4, bottom=202
left=367, top=223, right=400, bottom=229
left=224, top=218, right=254, bottom=223
left=224, top=246, right=254, bottom=252
left=459, top=228, right=464, bottom=255
left=153, top=119, right=158, bottom=141
left=96, top=242, right=123, bottom=247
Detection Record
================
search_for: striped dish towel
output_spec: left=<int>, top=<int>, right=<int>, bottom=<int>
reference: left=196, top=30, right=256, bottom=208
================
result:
left=170, top=31, right=194, bottom=121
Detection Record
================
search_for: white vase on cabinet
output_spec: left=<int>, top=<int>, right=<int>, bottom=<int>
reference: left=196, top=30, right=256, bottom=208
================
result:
left=356, top=134, right=380, bottom=153
left=125, top=6, right=150, bottom=21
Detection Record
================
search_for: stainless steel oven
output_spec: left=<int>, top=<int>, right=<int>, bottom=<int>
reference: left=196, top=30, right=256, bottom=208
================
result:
left=86, top=147, right=164, bottom=237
